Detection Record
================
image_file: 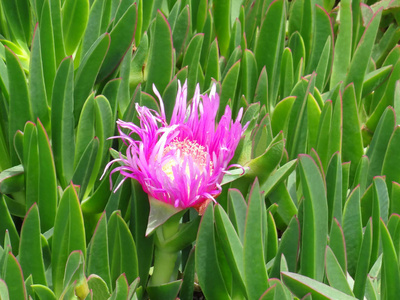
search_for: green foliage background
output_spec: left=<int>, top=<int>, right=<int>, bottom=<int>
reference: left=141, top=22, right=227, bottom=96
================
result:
left=0, top=0, right=400, bottom=299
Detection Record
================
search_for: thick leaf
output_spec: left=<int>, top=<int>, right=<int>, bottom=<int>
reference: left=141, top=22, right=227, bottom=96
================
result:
left=29, top=26, right=50, bottom=132
left=279, top=48, right=294, bottom=99
left=130, top=180, right=154, bottom=289
left=328, top=219, right=347, bottom=274
left=213, top=0, right=230, bottom=56
left=281, top=272, right=357, bottom=300
left=242, top=49, right=258, bottom=103
left=266, top=212, right=278, bottom=261
left=109, top=274, right=129, bottom=300
left=287, top=76, right=314, bottom=159
left=362, top=65, right=392, bottom=98
left=129, top=34, right=149, bottom=95
left=270, top=217, right=300, bottom=278
left=344, top=8, right=382, bottom=103
left=62, top=0, right=89, bottom=55
left=326, top=152, right=343, bottom=230
left=255, top=0, right=285, bottom=104
left=108, top=211, right=138, bottom=288
left=253, top=67, right=269, bottom=111
left=381, top=219, right=400, bottom=300
left=227, top=189, right=247, bottom=244
left=341, top=84, right=363, bottom=183
left=325, top=246, right=354, bottom=296
left=87, top=275, right=110, bottom=299
left=382, top=125, right=400, bottom=195
left=315, top=105, right=333, bottom=163
left=195, top=204, right=230, bottom=299
left=19, top=204, right=46, bottom=285
left=23, top=122, right=39, bottom=211
left=47, top=0, right=65, bottom=64
left=37, top=119, right=57, bottom=231
left=271, top=96, right=295, bottom=136
left=87, top=212, right=111, bottom=290
left=6, top=47, right=31, bottom=164
left=180, top=247, right=196, bottom=300
left=268, top=183, right=297, bottom=228
left=81, top=0, right=112, bottom=57
left=147, top=280, right=182, bottom=300
left=298, top=155, right=328, bottom=281
left=0, top=196, right=19, bottom=254
left=31, top=284, right=56, bottom=300
left=352, top=155, right=369, bottom=196
left=144, top=10, right=173, bottom=96
left=214, top=205, right=246, bottom=297
left=51, top=57, right=75, bottom=188
left=0, top=165, right=24, bottom=194
left=74, top=33, right=110, bottom=120
left=366, top=107, right=395, bottom=184
left=52, top=184, right=86, bottom=296
left=172, top=4, right=190, bottom=58
left=369, top=47, right=400, bottom=114
left=219, top=60, right=241, bottom=118
left=1, top=0, right=31, bottom=46
left=244, top=179, right=269, bottom=299
left=83, top=95, right=113, bottom=198
left=4, top=252, right=27, bottom=299
left=72, top=137, right=99, bottom=199
left=288, top=32, right=306, bottom=78
left=62, top=250, right=87, bottom=297
left=181, top=34, right=204, bottom=100
left=342, top=186, right=363, bottom=277
left=97, top=3, right=136, bottom=82
left=39, top=0, right=57, bottom=101
left=234, top=139, right=284, bottom=195
left=353, top=219, right=372, bottom=300
left=262, top=158, right=297, bottom=196
left=204, top=39, right=220, bottom=90
left=307, top=94, right=322, bottom=149
left=307, top=5, right=333, bottom=74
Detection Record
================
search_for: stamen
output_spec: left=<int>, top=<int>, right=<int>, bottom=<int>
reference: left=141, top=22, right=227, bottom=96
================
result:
left=162, top=138, right=213, bottom=180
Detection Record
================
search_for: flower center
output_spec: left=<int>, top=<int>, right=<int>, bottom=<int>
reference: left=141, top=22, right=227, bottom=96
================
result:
left=162, top=138, right=212, bottom=180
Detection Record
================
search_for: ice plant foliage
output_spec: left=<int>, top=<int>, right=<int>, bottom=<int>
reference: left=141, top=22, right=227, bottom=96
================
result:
left=104, top=81, right=247, bottom=210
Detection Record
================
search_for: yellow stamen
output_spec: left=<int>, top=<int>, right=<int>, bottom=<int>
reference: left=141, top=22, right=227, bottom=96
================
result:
left=162, top=138, right=212, bottom=180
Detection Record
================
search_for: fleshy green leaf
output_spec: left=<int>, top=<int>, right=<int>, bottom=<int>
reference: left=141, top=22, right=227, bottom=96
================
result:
left=244, top=179, right=269, bottom=299
left=97, top=3, right=136, bottom=82
left=6, top=46, right=31, bottom=164
left=144, top=10, right=173, bottom=96
left=195, top=204, right=230, bottom=299
left=87, top=212, right=111, bottom=290
left=4, top=252, right=27, bottom=299
left=298, top=155, right=328, bottom=281
left=255, top=0, right=286, bottom=104
left=380, top=219, right=400, bottom=300
left=62, top=0, right=89, bottom=55
left=19, top=204, right=46, bottom=285
left=343, top=186, right=363, bottom=277
left=282, top=272, right=357, bottom=300
left=51, top=57, right=75, bottom=188
left=52, top=184, right=86, bottom=296
left=325, top=246, right=354, bottom=296
left=108, top=211, right=138, bottom=288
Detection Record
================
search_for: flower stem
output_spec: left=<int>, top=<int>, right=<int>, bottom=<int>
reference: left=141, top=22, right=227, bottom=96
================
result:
left=149, top=211, right=184, bottom=286
left=150, top=247, right=178, bottom=286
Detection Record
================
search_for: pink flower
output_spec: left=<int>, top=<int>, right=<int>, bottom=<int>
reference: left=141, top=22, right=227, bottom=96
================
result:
left=104, top=81, right=247, bottom=211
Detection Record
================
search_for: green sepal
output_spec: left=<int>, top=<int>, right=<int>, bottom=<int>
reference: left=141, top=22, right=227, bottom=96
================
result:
left=146, top=196, right=183, bottom=236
